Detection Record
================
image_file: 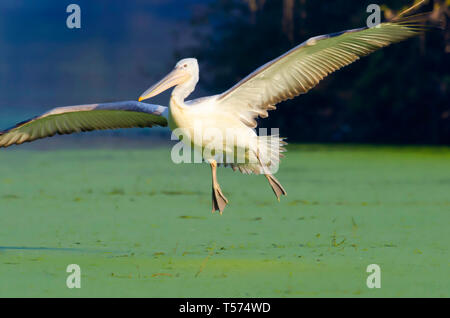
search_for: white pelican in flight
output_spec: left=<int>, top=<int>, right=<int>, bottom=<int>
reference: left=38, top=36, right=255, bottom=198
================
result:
left=0, top=15, right=429, bottom=214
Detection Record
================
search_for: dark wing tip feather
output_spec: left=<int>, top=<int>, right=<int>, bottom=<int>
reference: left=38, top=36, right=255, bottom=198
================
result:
left=391, top=11, right=444, bottom=32
left=0, top=116, right=38, bottom=135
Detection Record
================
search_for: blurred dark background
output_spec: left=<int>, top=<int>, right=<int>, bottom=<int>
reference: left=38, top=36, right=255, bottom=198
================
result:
left=0, top=0, right=449, bottom=145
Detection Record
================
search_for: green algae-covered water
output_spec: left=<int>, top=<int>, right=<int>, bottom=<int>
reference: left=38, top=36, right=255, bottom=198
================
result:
left=0, top=145, right=449, bottom=297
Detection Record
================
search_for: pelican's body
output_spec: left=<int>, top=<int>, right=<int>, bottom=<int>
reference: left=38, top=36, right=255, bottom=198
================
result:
left=0, top=13, right=431, bottom=214
left=169, top=95, right=261, bottom=167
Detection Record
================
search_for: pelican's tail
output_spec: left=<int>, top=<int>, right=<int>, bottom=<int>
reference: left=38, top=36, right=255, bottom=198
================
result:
left=256, top=135, right=287, bottom=175
left=225, top=135, right=287, bottom=175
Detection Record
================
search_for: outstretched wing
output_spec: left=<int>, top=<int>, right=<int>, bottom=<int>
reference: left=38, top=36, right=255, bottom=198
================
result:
left=0, top=101, right=168, bottom=148
left=216, top=15, right=429, bottom=128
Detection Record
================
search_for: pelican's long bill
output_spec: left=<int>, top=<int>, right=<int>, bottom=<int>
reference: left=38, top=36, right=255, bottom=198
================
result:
left=138, top=68, right=190, bottom=101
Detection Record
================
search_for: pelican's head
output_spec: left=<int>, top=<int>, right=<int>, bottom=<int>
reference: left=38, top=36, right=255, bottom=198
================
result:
left=139, top=58, right=199, bottom=102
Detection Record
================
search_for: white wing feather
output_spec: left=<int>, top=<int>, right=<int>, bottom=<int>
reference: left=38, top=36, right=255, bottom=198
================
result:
left=217, top=16, right=427, bottom=127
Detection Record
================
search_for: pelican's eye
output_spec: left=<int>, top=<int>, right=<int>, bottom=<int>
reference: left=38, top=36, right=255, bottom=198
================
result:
left=183, top=64, right=188, bottom=68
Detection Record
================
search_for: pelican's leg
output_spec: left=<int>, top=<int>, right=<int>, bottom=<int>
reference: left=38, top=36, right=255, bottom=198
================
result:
left=254, top=151, right=287, bottom=202
left=265, top=174, right=287, bottom=202
left=210, top=160, right=228, bottom=214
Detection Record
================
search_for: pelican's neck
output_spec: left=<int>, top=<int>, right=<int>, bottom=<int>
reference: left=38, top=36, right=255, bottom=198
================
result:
left=171, top=73, right=198, bottom=106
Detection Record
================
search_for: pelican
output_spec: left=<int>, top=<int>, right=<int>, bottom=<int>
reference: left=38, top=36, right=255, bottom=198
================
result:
left=0, top=15, right=429, bottom=214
